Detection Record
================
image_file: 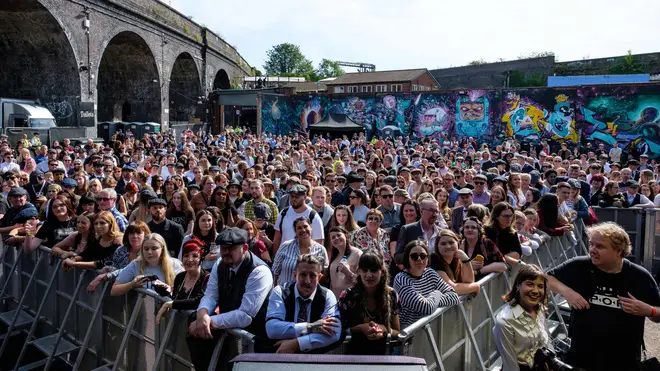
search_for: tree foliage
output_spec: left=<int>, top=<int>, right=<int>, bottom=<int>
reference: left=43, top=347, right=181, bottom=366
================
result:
left=263, top=43, right=315, bottom=79
left=517, top=51, right=555, bottom=60
left=316, top=59, right=344, bottom=79
left=609, top=50, right=645, bottom=74
left=467, top=59, right=487, bottom=66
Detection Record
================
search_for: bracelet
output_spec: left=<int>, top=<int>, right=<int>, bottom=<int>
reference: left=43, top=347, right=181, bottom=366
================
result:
left=651, top=306, right=656, bottom=317
left=462, top=257, right=474, bottom=264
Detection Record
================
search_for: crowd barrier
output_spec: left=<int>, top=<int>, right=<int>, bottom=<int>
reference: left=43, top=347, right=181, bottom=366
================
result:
left=0, top=245, right=252, bottom=371
left=591, top=207, right=660, bottom=274
left=397, top=222, right=587, bottom=371
left=0, top=220, right=590, bottom=371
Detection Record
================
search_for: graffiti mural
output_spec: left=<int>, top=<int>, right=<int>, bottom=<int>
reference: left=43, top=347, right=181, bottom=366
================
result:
left=257, top=83, right=660, bottom=157
left=578, top=85, right=660, bottom=157
left=501, top=89, right=578, bottom=142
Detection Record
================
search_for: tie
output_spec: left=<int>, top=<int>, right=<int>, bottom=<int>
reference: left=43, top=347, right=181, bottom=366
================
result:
left=228, top=270, right=235, bottom=282
left=296, top=297, right=310, bottom=323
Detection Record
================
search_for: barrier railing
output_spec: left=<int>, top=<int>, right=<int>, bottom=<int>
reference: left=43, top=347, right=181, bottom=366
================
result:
left=397, top=220, right=589, bottom=371
left=0, top=218, right=603, bottom=371
left=0, top=245, right=252, bottom=371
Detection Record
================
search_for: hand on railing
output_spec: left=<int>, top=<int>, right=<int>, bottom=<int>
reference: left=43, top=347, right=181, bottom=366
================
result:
left=189, top=311, right=213, bottom=339
left=156, top=301, right=173, bottom=325
left=307, top=316, right=339, bottom=337
left=87, top=274, right=106, bottom=293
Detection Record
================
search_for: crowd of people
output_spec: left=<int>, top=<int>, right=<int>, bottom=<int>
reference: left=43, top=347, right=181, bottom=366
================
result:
left=1, top=128, right=659, bottom=370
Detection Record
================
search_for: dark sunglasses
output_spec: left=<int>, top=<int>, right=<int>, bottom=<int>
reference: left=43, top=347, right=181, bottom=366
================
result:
left=380, top=194, right=393, bottom=199
left=410, top=253, right=428, bottom=261
left=97, top=197, right=112, bottom=202
left=474, top=182, right=486, bottom=185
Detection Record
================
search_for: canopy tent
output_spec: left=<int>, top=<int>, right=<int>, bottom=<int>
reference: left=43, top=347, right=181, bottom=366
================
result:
left=308, top=113, right=365, bottom=136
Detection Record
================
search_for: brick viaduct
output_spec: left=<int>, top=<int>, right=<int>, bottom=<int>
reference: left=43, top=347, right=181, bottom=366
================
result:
left=0, top=0, right=251, bottom=136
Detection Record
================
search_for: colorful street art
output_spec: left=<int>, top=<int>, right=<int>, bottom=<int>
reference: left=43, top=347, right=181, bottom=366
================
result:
left=578, top=85, right=660, bottom=157
left=501, top=89, right=578, bottom=142
left=258, top=83, right=660, bottom=157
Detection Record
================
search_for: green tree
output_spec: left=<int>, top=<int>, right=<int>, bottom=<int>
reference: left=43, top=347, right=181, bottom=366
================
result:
left=468, top=59, right=487, bottom=66
left=609, top=50, right=645, bottom=74
left=517, top=51, right=555, bottom=60
left=316, top=59, right=345, bottom=79
left=263, top=43, right=315, bottom=78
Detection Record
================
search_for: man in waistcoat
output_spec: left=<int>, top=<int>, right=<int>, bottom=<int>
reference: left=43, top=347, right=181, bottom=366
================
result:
left=265, top=254, right=341, bottom=353
left=187, top=227, right=273, bottom=370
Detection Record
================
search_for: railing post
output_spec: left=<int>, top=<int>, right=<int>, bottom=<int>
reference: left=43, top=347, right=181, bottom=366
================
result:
left=424, top=323, right=445, bottom=371
left=643, top=209, right=657, bottom=272
left=458, top=300, right=487, bottom=371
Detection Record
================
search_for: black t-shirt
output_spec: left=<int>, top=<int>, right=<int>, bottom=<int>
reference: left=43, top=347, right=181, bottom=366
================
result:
left=167, top=209, right=192, bottom=231
left=35, top=218, right=77, bottom=248
left=549, top=256, right=660, bottom=371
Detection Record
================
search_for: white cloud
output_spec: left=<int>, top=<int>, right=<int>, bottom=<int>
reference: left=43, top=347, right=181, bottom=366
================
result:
left=166, top=0, right=660, bottom=72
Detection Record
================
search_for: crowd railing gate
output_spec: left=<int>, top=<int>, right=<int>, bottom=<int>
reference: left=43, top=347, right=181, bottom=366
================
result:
left=397, top=220, right=588, bottom=371
left=0, top=218, right=593, bottom=371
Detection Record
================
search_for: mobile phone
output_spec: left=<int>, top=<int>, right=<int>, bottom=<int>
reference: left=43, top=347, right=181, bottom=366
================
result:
left=143, top=275, right=159, bottom=282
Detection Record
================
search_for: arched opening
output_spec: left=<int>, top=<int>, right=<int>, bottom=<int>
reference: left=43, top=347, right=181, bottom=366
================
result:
left=97, top=31, right=160, bottom=123
left=169, top=53, right=202, bottom=124
left=0, top=0, right=81, bottom=126
left=213, top=69, right=231, bottom=90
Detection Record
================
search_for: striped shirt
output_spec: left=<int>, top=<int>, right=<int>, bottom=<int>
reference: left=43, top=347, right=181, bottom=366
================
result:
left=394, top=268, right=460, bottom=329
left=272, top=239, right=328, bottom=285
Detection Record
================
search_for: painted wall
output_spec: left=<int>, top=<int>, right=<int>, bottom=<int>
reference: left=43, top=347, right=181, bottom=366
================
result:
left=260, top=83, right=660, bottom=157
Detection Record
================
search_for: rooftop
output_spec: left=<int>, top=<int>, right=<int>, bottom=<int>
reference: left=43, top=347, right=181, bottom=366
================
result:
left=324, top=68, right=429, bottom=85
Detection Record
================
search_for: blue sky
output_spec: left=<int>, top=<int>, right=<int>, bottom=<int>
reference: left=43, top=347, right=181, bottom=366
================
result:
left=166, top=0, right=660, bottom=73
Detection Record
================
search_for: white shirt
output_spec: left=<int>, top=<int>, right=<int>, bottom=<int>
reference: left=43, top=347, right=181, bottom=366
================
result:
left=274, top=206, right=325, bottom=243
left=609, top=147, right=622, bottom=162
left=0, top=161, right=20, bottom=174
left=197, top=257, right=273, bottom=329
left=37, top=159, right=64, bottom=173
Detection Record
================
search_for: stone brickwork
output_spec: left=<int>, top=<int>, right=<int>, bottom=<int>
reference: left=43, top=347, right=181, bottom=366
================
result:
left=0, top=0, right=250, bottom=138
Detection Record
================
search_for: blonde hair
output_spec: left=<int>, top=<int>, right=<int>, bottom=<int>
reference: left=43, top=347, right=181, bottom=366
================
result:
left=587, top=222, right=631, bottom=256
left=138, top=233, right=176, bottom=287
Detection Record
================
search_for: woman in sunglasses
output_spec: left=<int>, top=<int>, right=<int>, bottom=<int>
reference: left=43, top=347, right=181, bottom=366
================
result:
left=339, top=251, right=400, bottom=355
left=394, top=240, right=459, bottom=329
left=350, top=209, right=391, bottom=264
left=349, top=189, right=370, bottom=226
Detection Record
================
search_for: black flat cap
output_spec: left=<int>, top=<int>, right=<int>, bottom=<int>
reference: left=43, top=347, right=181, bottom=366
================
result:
left=8, top=187, right=27, bottom=197
left=148, top=198, right=167, bottom=207
left=216, top=227, right=248, bottom=246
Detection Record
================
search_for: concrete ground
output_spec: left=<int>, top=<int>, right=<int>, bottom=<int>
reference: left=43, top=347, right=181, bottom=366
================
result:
left=646, top=320, right=660, bottom=357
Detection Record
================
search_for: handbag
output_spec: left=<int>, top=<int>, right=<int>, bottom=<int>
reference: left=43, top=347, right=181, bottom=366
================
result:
left=641, top=341, right=660, bottom=371
left=585, top=207, right=599, bottom=226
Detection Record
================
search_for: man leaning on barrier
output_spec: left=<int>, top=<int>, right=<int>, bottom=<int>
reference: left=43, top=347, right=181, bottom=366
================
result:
left=187, top=227, right=273, bottom=370
left=265, top=254, right=342, bottom=354
left=546, top=222, right=660, bottom=371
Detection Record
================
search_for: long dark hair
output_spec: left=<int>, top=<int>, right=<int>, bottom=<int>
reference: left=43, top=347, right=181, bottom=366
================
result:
left=192, top=209, right=217, bottom=243
left=485, top=201, right=516, bottom=234
left=503, top=264, right=548, bottom=310
left=354, top=251, right=392, bottom=331
left=328, top=226, right=353, bottom=263
left=536, top=194, right=559, bottom=229
left=398, top=199, right=421, bottom=225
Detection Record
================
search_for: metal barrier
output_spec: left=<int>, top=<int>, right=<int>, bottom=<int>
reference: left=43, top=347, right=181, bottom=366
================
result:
left=0, top=245, right=253, bottom=371
left=592, top=207, right=645, bottom=264
left=0, top=218, right=598, bottom=371
left=397, top=220, right=589, bottom=371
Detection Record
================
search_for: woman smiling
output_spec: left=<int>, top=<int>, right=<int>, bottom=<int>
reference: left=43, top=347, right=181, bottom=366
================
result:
left=493, top=264, right=552, bottom=371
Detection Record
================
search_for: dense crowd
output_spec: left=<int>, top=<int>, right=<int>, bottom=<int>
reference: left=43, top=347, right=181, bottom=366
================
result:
left=1, top=128, right=660, bottom=371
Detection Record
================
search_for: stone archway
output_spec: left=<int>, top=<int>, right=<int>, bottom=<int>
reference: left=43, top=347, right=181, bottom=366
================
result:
left=213, top=69, right=231, bottom=90
left=169, top=52, right=202, bottom=124
left=0, top=0, right=81, bottom=126
left=97, top=31, right=160, bottom=123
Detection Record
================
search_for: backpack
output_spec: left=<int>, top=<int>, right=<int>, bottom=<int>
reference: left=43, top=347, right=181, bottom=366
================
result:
left=279, top=207, right=317, bottom=232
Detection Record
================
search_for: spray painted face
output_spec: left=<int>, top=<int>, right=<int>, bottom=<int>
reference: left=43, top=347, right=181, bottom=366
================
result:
left=459, top=102, right=485, bottom=121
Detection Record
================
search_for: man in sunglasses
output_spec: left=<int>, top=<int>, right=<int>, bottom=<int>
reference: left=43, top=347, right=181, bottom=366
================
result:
left=376, top=185, right=400, bottom=231
left=0, top=152, right=19, bottom=174
left=97, top=188, right=128, bottom=232
left=472, top=174, right=490, bottom=205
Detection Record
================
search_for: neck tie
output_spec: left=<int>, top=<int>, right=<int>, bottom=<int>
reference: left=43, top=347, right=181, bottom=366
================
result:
left=296, top=297, right=310, bottom=323
left=228, top=270, right=235, bottom=282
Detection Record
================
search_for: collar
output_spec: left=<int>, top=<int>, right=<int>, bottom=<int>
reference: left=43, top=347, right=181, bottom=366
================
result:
left=294, top=284, right=317, bottom=302
left=511, top=304, right=526, bottom=319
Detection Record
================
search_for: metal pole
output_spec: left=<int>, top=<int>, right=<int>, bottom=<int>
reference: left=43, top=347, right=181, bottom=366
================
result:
left=152, top=308, right=178, bottom=371
left=72, top=280, right=111, bottom=371
left=111, top=294, right=146, bottom=371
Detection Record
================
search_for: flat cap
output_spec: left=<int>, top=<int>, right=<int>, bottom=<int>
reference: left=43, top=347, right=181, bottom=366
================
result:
left=216, top=227, right=248, bottom=246
left=458, top=188, right=473, bottom=195
left=61, top=178, right=77, bottom=188
left=8, top=187, right=27, bottom=197
left=288, top=184, right=308, bottom=195
left=148, top=198, right=167, bottom=207
left=254, top=202, right=272, bottom=220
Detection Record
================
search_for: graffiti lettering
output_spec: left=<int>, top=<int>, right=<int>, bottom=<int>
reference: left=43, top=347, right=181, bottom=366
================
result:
left=45, top=100, right=73, bottom=119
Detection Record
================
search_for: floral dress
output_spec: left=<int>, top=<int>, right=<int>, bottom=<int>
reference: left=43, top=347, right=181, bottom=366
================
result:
left=350, top=227, right=391, bottom=263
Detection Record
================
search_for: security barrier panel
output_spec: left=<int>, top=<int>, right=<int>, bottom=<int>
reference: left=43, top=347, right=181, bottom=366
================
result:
left=0, top=218, right=593, bottom=371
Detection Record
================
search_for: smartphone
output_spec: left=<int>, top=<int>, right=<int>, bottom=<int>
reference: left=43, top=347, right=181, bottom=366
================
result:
left=143, top=275, right=159, bottom=282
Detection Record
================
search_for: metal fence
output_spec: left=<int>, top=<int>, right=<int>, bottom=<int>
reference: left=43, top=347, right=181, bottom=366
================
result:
left=592, top=207, right=660, bottom=274
left=0, top=245, right=252, bottom=371
left=397, top=220, right=588, bottom=371
left=0, top=218, right=598, bottom=371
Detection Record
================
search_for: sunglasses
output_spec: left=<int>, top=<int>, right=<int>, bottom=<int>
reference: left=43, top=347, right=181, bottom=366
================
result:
left=97, top=197, right=112, bottom=202
left=381, top=194, right=393, bottom=199
left=410, top=253, right=428, bottom=261
left=474, top=182, right=486, bottom=185
left=367, top=216, right=381, bottom=222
